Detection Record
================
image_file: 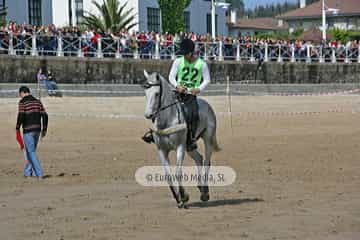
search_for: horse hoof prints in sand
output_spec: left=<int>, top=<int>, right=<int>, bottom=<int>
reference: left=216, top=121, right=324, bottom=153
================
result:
left=142, top=70, right=221, bottom=208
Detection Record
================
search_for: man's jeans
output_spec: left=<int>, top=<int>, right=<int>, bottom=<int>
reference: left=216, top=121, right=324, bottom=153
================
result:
left=41, top=80, right=58, bottom=91
left=23, top=132, right=43, bottom=177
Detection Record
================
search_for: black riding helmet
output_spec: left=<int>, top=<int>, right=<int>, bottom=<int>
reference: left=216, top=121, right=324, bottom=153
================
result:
left=179, top=38, right=195, bottom=55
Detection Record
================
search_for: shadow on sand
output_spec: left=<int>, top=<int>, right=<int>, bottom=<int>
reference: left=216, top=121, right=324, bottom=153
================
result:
left=187, top=198, right=264, bottom=208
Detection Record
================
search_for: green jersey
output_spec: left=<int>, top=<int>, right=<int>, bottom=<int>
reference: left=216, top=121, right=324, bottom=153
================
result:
left=177, top=56, right=205, bottom=90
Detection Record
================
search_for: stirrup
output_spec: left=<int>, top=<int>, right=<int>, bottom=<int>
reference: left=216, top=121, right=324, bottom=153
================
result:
left=142, top=130, right=154, bottom=144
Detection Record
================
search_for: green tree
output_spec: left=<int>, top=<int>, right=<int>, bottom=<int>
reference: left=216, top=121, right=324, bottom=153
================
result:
left=82, top=0, right=137, bottom=32
left=245, top=1, right=299, bottom=18
left=330, top=28, right=350, bottom=42
left=291, top=27, right=304, bottom=38
left=157, top=0, right=192, bottom=34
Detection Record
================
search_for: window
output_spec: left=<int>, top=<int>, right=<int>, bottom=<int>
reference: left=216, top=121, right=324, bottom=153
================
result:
left=147, top=8, right=160, bottom=32
left=206, top=13, right=218, bottom=34
left=0, top=0, right=5, bottom=9
left=28, top=0, right=42, bottom=26
left=184, top=11, right=190, bottom=32
left=75, top=0, right=83, bottom=25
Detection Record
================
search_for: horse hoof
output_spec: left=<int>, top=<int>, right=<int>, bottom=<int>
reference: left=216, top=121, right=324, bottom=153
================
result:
left=177, top=202, right=189, bottom=209
left=200, top=193, right=210, bottom=202
left=182, top=193, right=190, bottom=203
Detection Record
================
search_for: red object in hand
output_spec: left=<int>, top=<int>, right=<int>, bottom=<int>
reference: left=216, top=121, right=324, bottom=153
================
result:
left=16, top=130, right=24, bottom=150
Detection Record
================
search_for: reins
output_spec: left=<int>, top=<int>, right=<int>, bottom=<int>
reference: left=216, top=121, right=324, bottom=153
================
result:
left=143, top=82, right=180, bottom=120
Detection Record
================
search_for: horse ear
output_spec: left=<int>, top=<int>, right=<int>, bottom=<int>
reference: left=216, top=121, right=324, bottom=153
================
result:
left=144, top=70, right=149, bottom=79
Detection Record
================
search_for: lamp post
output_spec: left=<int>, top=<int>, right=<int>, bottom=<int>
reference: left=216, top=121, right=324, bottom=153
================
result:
left=322, top=0, right=326, bottom=42
left=322, top=0, right=339, bottom=43
left=211, top=0, right=216, bottom=40
left=211, top=0, right=230, bottom=40
left=71, top=0, right=77, bottom=26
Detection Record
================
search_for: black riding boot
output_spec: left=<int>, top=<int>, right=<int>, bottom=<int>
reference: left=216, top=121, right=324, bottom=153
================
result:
left=185, top=96, right=199, bottom=152
left=142, top=129, right=154, bottom=144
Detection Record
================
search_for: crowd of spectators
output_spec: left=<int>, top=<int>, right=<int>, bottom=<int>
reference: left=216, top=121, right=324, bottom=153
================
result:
left=0, top=21, right=359, bottom=62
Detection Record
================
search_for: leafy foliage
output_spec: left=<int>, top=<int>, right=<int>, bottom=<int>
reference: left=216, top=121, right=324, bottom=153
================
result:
left=157, top=0, right=192, bottom=34
left=330, top=28, right=349, bottom=42
left=330, top=28, right=360, bottom=42
left=82, top=0, right=137, bottom=32
left=291, top=27, right=304, bottom=38
left=255, top=31, right=290, bottom=40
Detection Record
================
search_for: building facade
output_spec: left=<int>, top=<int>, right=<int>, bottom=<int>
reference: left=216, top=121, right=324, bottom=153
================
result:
left=278, top=0, right=360, bottom=33
left=4, top=0, right=228, bottom=35
left=6, top=0, right=53, bottom=26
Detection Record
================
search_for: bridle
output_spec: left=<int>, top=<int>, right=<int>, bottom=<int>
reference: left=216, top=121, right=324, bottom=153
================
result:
left=143, top=82, right=179, bottom=121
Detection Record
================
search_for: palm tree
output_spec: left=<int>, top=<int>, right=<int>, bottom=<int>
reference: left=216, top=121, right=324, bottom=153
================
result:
left=82, top=0, right=137, bottom=32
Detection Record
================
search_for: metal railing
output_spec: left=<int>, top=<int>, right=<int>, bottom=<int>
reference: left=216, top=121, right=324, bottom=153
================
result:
left=0, top=33, right=360, bottom=63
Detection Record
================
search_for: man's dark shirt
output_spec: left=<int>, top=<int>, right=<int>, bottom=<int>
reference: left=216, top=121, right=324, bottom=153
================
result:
left=16, top=95, right=48, bottom=134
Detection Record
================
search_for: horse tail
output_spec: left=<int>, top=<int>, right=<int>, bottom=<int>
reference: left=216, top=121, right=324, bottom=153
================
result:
left=211, top=133, right=221, bottom=152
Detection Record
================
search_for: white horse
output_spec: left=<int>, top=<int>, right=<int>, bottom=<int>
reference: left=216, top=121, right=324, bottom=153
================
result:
left=142, top=70, right=220, bottom=208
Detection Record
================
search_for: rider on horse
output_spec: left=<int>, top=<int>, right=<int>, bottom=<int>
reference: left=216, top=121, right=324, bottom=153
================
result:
left=142, top=38, right=211, bottom=152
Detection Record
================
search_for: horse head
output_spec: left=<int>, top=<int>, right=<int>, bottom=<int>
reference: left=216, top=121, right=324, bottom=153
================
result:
left=142, top=70, right=162, bottom=119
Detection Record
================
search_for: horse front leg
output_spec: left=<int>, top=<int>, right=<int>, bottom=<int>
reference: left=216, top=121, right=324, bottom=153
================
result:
left=201, top=138, right=213, bottom=202
left=158, top=149, right=180, bottom=205
left=176, top=144, right=189, bottom=208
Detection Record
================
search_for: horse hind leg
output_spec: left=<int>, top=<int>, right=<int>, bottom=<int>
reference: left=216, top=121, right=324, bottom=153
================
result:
left=187, top=150, right=204, bottom=194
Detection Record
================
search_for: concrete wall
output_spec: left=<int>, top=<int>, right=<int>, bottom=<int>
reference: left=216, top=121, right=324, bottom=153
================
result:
left=0, top=55, right=360, bottom=84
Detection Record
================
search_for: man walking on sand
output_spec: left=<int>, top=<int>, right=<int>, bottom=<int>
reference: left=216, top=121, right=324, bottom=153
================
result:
left=16, top=86, right=48, bottom=178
